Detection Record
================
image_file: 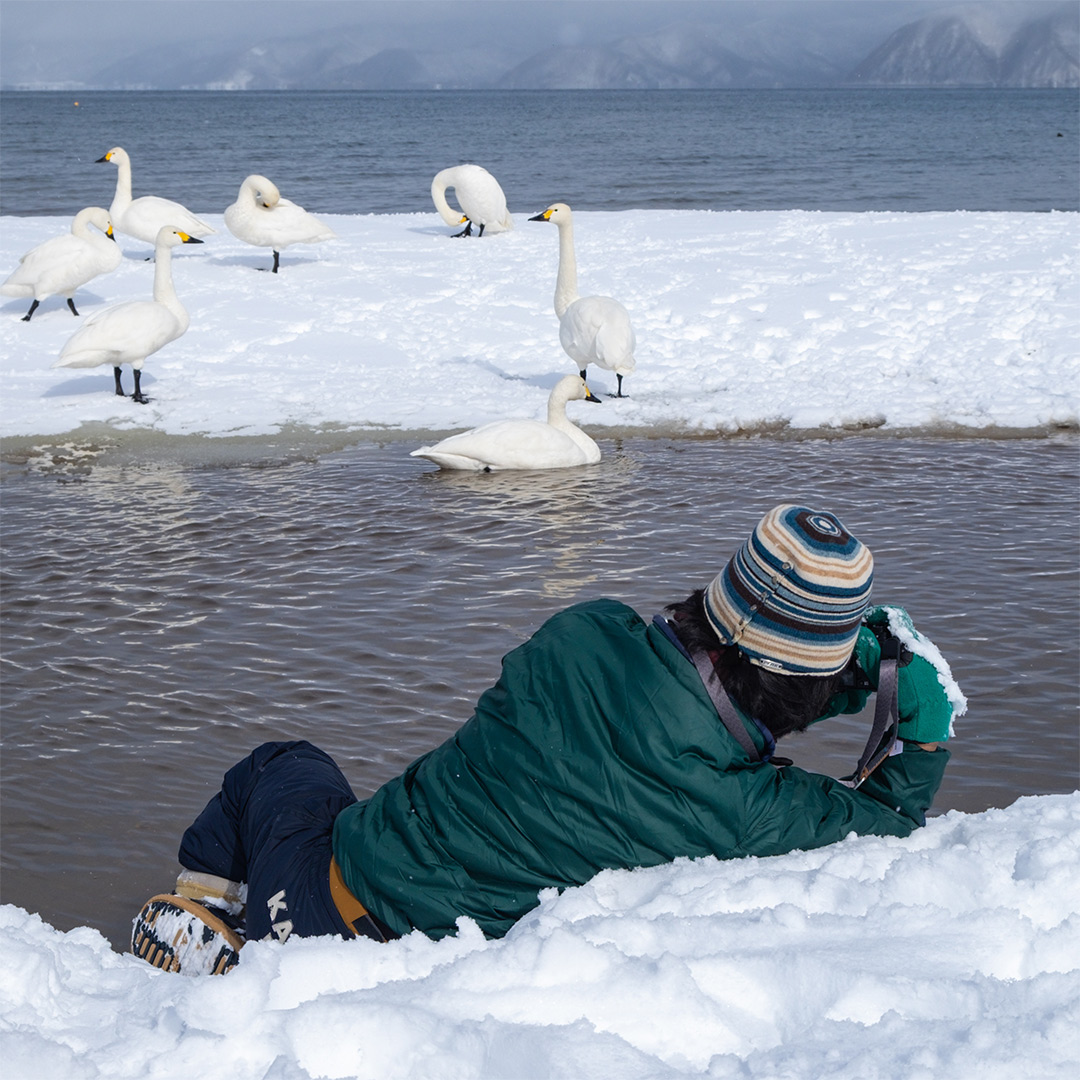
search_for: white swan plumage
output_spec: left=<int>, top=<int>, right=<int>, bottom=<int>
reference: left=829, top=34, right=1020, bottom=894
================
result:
left=97, top=147, right=215, bottom=246
left=1, top=207, right=121, bottom=321
left=431, top=164, right=513, bottom=238
left=530, top=202, right=636, bottom=397
left=53, top=226, right=203, bottom=403
left=411, top=375, right=601, bottom=471
left=224, top=174, right=336, bottom=273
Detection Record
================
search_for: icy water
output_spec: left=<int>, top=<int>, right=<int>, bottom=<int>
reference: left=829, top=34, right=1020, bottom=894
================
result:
left=1, top=434, right=1078, bottom=950
left=1, top=88, right=1077, bottom=216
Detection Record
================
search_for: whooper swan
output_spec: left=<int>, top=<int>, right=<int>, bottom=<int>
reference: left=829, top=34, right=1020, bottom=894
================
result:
left=530, top=202, right=636, bottom=398
left=411, top=375, right=601, bottom=472
left=53, top=226, right=203, bottom=404
left=1, top=207, right=121, bottom=321
left=224, top=174, right=336, bottom=273
left=97, top=147, right=215, bottom=247
left=431, top=164, right=513, bottom=238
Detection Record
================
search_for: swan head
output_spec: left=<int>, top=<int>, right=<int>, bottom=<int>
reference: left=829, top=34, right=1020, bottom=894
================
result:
left=96, top=147, right=129, bottom=167
left=155, top=226, right=205, bottom=248
left=242, top=174, right=281, bottom=209
left=87, top=207, right=116, bottom=240
left=556, top=374, right=602, bottom=404
left=529, top=203, right=573, bottom=226
left=72, top=206, right=116, bottom=239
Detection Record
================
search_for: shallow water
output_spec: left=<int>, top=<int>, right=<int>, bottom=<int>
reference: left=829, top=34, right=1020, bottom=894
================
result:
left=1, top=433, right=1078, bottom=950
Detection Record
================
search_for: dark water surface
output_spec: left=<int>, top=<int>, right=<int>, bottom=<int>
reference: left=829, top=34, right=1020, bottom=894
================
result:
left=2, top=434, right=1077, bottom=951
left=1, top=89, right=1076, bottom=217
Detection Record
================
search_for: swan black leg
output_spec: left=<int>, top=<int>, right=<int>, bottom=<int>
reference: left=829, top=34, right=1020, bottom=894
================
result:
left=579, top=368, right=588, bottom=381
left=452, top=219, right=473, bottom=238
left=21, top=300, right=39, bottom=322
left=67, top=298, right=80, bottom=316
left=272, top=250, right=280, bottom=274
left=615, top=373, right=627, bottom=398
left=477, top=223, right=486, bottom=238
left=114, top=366, right=125, bottom=396
left=131, top=368, right=149, bottom=404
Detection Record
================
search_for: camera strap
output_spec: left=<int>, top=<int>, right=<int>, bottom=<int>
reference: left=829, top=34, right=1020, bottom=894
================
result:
left=687, top=647, right=763, bottom=762
left=843, top=641, right=900, bottom=788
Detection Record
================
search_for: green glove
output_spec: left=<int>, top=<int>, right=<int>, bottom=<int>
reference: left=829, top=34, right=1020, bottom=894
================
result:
left=863, top=607, right=953, bottom=743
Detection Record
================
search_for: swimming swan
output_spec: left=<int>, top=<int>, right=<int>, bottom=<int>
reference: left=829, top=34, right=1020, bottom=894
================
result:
left=224, top=174, right=336, bottom=273
left=411, top=375, right=601, bottom=471
left=529, top=202, right=636, bottom=398
left=431, top=164, right=513, bottom=238
left=1, top=207, right=121, bottom=321
left=97, top=147, right=215, bottom=246
left=53, top=226, right=203, bottom=403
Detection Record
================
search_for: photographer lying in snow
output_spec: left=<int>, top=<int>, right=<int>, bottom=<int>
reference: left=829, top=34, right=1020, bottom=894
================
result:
left=132, top=504, right=963, bottom=975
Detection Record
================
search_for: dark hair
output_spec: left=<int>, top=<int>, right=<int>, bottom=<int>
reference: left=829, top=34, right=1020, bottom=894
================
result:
left=666, top=589, right=849, bottom=739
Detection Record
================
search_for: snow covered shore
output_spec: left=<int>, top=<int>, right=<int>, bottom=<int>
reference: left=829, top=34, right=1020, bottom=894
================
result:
left=1, top=209, right=1076, bottom=443
left=2, top=793, right=1078, bottom=1080
left=1, top=210, right=1077, bottom=1078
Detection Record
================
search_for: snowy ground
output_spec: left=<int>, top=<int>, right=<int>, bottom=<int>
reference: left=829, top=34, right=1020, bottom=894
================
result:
left=1, top=210, right=1078, bottom=1079
left=2, top=795, right=1078, bottom=1080
left=1, top=209, right=1076, bottom=443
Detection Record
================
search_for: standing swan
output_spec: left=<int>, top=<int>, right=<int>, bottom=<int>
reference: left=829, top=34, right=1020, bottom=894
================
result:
left=431, top=165, right=513, bottom=238
left=1, top=207, right=121, bottom=321
left=97, top=147, right=215, bottom=247
left=530, top=202, right=636, bottom=398
left=411, top=375, right=602, bottom=471
left=224, top=174, right=336, bottom=273
left=53, top=226, right=203, bottom=404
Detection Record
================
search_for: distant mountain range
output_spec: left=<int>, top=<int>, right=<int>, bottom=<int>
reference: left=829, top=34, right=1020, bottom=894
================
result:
left=7, top=3, right=1078, bottom=90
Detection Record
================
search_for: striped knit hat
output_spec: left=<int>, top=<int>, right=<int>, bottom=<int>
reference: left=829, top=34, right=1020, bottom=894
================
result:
left=704, top=505, right=874, bottom=676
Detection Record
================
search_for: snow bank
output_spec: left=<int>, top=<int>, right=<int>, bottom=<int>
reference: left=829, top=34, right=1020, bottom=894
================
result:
left=2, top=793, right=1078, bottom=1080
left=1, top=209, right=1076, bottom=443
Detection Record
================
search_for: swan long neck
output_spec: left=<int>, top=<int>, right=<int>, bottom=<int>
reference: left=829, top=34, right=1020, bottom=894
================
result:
left=152, top=244, right=186, bottom=321
left=112, top=156, right=133, bottom=211
left=546, top=388, right=577, bottom=432
left=553, top=221, right=579, bottom=319
left=70, top=209, right=93, bottom=238
left=430, top=177, right=459, bottom=227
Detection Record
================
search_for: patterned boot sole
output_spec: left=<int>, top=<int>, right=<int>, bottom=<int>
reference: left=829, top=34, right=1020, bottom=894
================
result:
left=131, top=894, right=243, bottom=976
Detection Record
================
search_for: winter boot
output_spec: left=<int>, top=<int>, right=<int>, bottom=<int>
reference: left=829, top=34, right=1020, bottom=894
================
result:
left=131, top=894, right=244, bottom=976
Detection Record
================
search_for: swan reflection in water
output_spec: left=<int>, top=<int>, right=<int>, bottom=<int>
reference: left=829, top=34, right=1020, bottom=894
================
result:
left=414, top=444, right=645, bottom=601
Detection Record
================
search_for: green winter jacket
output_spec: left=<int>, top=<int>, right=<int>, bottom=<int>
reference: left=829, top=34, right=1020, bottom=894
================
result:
left=333, top=599, right=949, bottom=939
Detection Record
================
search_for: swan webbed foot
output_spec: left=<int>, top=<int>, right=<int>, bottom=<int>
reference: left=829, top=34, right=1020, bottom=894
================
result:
left=131, top=392, right=150, bottom=404
left=21, top=300, right=39, bottom=322
left=608, top=374, right=629, bottom=398
left=67, top=298, right=80, bottom=317
left=452, top=220, right=474, bottom=238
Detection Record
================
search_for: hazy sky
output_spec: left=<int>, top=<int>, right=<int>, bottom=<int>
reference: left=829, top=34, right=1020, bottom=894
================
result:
left=0, top=1, right=1059, bottom=85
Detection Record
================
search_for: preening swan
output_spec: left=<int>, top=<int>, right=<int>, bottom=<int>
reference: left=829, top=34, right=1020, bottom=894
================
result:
left=431, top=165, right=513, bottom=238
left=97, top=147, right=215, bottom=247
left=224, top=174, right=336, bottom=273
left=530, top=202, right=636, bottom=398
left=411, top=375, right=601, bottom=472
left=1, top=207, right=120, bottom=321
left=53, top=226, right=203, bottom=404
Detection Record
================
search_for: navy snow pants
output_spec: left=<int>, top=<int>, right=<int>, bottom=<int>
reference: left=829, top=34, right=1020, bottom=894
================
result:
left=178, top=740, right=371, bottom=943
